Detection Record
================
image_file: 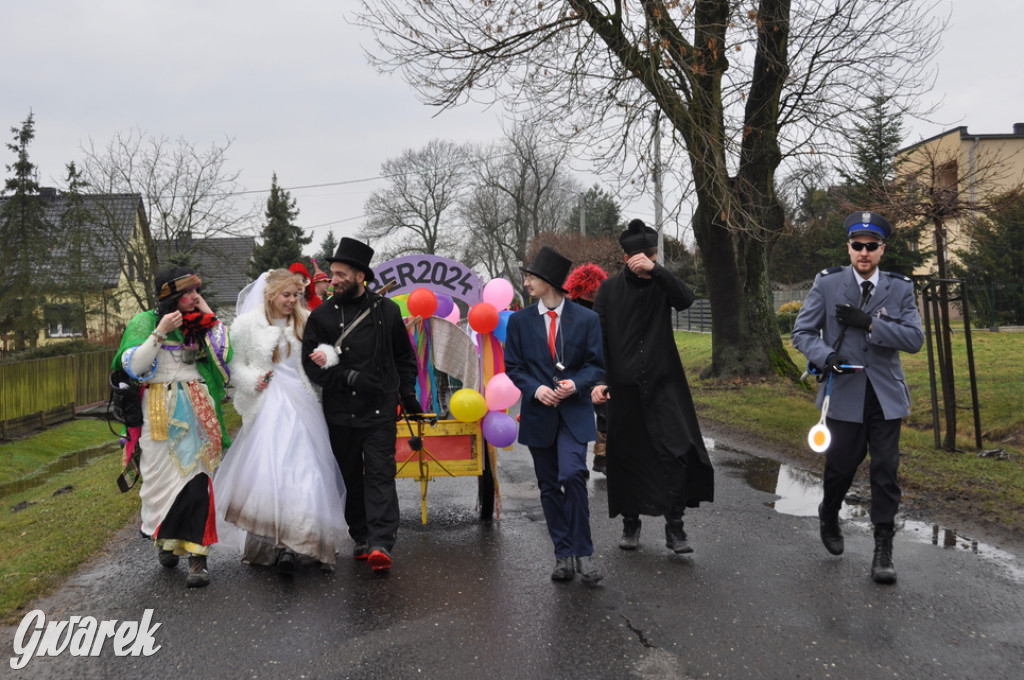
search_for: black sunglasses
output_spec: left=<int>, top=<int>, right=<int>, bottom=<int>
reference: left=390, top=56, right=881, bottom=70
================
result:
left=849, top=241, right=883, bottom=252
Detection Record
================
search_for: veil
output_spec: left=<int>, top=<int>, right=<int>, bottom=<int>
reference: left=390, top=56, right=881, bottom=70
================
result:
left=235, top=271, right=269, bottom=319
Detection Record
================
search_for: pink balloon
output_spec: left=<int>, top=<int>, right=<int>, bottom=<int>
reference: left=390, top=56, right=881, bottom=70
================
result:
left=481, top=410, right=518, bottom=447
left=485, top=373, right=522, bottom=411
left=482, top=278, right=515, bottom=310
left=444, top=305, right=460, bottom=324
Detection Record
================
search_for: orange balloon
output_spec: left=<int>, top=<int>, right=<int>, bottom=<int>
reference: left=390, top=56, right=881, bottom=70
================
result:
left=407, top=288, right=438, bottom=318
left=468, top=302, right=499, bottom=333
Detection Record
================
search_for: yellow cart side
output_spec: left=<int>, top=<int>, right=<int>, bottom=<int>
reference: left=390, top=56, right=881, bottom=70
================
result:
left=395, top=418, right=485, bottom=523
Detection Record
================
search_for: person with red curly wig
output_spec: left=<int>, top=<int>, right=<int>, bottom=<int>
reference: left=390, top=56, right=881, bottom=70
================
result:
left=564, top=263, right=609, bottom=474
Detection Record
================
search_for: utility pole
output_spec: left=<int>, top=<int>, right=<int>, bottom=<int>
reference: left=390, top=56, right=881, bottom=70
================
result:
left=578, top=192, right=586, bottom=235
left=653, top=112, right=664, bottom=255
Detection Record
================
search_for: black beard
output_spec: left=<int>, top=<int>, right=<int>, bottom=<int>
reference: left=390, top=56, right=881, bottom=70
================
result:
left=334, top=282, right=363, bottom=303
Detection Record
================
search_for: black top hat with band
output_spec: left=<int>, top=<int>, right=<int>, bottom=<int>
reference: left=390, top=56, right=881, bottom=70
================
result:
left=519, top=246, right=572, bottom=293
left=327, top=237, right=376, bottom=282
left=619, top=218, right=659, bottom=253
left=843, top=211, right=892, bottom=241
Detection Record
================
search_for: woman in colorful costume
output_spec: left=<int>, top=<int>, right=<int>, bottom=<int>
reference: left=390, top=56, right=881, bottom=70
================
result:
left=214, top=269, right=347, bottom=573
left=112, top=267, right=232, bottom=588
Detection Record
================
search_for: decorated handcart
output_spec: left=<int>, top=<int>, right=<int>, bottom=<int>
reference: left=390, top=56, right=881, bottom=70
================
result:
left=374, top=255, right=522, bottom=523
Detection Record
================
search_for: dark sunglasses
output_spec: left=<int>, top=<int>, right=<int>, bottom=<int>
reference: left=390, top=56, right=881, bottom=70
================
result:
left=849, top=241, right=883, bottom=252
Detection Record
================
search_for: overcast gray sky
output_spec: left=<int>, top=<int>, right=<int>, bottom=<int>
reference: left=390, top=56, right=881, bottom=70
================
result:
left=2, top=1, right=1021, bottom=252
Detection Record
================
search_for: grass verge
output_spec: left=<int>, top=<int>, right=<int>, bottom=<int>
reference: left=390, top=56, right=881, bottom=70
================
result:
left=0, top=445, right=140, bottom=625
left=0, top=405, right=241, bottom=624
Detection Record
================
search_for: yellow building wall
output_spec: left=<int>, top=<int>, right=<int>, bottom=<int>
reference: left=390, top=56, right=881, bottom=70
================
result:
left=899, top=128, right=1024, bottom=277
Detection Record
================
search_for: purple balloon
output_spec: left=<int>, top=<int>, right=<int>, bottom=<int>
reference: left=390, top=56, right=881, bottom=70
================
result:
left=434, top=293, right=454, bottom=318
left=481, top=410, right=518, bottom=448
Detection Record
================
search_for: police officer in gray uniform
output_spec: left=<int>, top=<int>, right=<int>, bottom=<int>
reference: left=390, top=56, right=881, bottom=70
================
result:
left=792, top=211, right=924, bottom=584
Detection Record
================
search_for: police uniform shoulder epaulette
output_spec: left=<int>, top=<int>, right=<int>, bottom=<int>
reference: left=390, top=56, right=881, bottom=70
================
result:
left=819, top=266, right=844, bottom=276
left=883, top=271, right=912, bottom=283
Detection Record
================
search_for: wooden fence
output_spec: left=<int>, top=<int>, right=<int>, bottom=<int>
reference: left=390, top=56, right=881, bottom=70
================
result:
left=0, top=350, right=115, bottom=440
left=673, top=299, right=712, bottom=333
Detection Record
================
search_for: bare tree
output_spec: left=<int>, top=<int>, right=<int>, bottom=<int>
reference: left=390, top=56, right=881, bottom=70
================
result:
left=355, top=0, right=944, bottom=377
left=360, top=138, right=472, bottom=259
left=459, top=123, right=579, bottom=298
left=80, top=129, right=258, bottom=273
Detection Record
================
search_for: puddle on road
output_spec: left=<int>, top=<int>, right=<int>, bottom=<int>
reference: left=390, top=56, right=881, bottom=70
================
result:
left=0, top=445, right=114, bottom=499
left=719, top=450, right=1024, bottom=583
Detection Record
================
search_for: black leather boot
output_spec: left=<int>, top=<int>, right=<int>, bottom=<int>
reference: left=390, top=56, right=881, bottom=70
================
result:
left=619, top=516, right=641, bottom=551
left=818, top=502, right=844, bottom=555
left=665, top=517, right=693, bottom=554
left=871, top=524, right=897, bottom=584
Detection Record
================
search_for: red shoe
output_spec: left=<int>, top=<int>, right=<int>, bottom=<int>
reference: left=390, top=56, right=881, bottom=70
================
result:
left=353, top=543, right=369, bottom=560
left=367, top=547, right=392, bottom=572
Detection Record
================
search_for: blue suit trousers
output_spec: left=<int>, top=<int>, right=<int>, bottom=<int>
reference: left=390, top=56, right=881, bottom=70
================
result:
left=528, top=419, right=594, bottom=559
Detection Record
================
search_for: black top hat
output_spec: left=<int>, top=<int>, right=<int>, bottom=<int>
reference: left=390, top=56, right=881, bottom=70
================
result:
left=327, top=237, right=376, bottom=282
left=519, top=246, right=572, bottom=293
left=843, top=211, right=892, bottom=241
left=619, top=218, right=659, bottom=253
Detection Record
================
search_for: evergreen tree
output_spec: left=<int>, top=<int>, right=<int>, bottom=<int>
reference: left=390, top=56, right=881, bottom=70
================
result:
left=838, top=95, right=929, bottom=277
left=0, top=113, right=49, bottom=349
left=952, top=190, right=1024, bottom=326
left=315, top=229, right=338, bottom=265
left=57, top=161, right=102, bottom=339
left=564, top=184, right=623, bottom=237
left=249, top=174, right=310, bottom=277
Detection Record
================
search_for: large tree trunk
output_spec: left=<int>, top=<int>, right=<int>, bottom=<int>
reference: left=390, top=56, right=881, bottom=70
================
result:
left=693, top=198, right=793, bottom=378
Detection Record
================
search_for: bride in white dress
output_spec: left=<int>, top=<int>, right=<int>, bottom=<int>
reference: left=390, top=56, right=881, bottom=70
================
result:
left=215, top=268, right=346, bottom=571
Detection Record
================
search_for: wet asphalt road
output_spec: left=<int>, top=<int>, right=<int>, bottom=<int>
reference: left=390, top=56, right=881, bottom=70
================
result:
left=3, top=429, right=1023, bottom=680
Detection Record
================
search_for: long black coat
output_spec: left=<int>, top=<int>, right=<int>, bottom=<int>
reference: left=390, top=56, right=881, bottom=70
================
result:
left=593, top=265, right=715, bottom=517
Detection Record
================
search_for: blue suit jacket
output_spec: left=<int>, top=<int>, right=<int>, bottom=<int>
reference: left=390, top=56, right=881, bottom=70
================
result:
left=505, top=300, right=605, bottom=448
left=792, top=265, right=924, bottom=423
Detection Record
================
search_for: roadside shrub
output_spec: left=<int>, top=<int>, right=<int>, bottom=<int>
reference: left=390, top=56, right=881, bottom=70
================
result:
left=778, top=300, right=802, bottom=314
left=777, top=312, right=798, bottom=334
left=0, top=340, right=113, bottom=364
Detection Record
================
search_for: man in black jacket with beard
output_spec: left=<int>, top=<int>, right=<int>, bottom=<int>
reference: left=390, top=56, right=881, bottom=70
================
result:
left=591, top=219, right=715, bottom=555
left=302, top=237, right=420, bottom=573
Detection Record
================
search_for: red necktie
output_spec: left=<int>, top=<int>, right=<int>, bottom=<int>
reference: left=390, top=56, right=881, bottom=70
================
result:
left=546, top=310, right=558, bottom=360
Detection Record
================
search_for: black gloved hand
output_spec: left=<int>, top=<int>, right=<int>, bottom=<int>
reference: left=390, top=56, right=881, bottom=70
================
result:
left=825, top=353, right=854, bottom=375
left=835, top=303, right=872, bottom=330
left=401, top=393, right=422, bottom=416
left=342, top=369, right=382, bottom=395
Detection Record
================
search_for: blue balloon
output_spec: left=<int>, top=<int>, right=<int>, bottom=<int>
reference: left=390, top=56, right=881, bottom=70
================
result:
left=494, top=310, right=514, bottom=343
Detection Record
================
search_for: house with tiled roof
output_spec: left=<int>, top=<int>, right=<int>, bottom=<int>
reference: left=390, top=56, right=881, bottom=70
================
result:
left=0, top=189, right=154, bottom=347
left=154, top=235, right=255, bottom=322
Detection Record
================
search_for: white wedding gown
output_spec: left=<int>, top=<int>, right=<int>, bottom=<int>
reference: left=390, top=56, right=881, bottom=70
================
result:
left=214, top=336, right=346, bottom=566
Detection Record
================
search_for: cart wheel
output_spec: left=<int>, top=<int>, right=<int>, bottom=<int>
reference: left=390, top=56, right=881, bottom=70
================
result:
left=478, top=451, right=495, bottom=521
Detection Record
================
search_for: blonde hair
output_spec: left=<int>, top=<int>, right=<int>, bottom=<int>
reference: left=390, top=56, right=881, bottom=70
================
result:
left=262, top=268, right=309, bottom=362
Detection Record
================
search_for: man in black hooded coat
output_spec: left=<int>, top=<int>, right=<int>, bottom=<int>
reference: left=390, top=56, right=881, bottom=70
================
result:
left=591, top=219, right=714, bottom=554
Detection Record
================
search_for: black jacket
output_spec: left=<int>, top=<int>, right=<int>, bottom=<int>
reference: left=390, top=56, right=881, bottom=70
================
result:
left=302, top=290, right=418, bottom=428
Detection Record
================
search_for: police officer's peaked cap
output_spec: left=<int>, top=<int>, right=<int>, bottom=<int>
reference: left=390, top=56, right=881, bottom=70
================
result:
left=844, top=211, right=892, bottom=241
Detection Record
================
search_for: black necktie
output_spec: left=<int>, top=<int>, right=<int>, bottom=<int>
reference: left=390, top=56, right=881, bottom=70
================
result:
left=859, top=281, right=874, bottom=309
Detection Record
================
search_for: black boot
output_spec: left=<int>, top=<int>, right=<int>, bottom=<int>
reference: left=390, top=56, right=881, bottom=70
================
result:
left=619, top=516, right=641, bottom=551
left=185, top=554, right=210, bottom=588
left=871, top=524, right=897, bottom=584
left=665, top=517, right=693, bottom=554
left=818, top=502, right=844, bottom=555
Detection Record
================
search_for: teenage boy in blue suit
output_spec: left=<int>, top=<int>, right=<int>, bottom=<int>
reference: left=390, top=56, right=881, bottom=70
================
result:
left=505, top=246, right=606, bottom=585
